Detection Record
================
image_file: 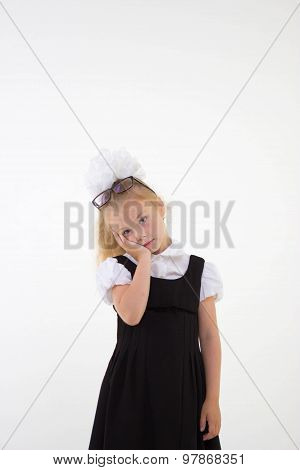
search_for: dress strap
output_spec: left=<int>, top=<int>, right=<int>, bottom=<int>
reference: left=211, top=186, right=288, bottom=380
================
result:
left=113, top=255, right=137, bottom=277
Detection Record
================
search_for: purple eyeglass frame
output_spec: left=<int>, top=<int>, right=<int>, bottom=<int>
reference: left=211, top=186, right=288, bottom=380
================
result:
left=92, top=176, right=157, bottom=210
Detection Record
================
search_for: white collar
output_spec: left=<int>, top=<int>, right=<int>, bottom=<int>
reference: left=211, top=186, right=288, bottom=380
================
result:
left=124, top=237, right=186, bottom=263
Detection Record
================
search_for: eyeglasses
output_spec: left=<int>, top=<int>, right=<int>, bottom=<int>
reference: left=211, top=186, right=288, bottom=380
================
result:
left=92, top=176, right=157, bottom=210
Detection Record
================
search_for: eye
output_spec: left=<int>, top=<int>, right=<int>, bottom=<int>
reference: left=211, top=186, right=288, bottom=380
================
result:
left=122, top=216, right=147, bottom=236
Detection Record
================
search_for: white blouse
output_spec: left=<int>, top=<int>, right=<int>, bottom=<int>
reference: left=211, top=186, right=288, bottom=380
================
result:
left=96, top=238, right=224, bottom=306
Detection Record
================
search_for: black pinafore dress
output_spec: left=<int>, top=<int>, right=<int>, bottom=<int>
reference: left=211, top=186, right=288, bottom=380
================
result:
left=89, top=253, right=221, bottom=450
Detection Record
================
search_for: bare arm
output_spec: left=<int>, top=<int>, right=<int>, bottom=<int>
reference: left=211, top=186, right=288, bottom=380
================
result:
left=198, top=296, right=222, bottom=403
left=111, top=252, right=152, bottom=326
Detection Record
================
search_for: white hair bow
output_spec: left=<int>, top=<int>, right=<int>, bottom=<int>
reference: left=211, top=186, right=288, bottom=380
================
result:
left=84, top=147, right=147, bottom=201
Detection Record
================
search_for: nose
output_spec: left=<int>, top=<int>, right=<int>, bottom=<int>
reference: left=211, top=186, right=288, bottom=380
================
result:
left=137, top=231, right=148, bottom=244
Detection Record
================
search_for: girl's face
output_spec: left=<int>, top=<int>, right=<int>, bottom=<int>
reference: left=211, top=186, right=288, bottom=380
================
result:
left=106, top=198, right=169, bottom=254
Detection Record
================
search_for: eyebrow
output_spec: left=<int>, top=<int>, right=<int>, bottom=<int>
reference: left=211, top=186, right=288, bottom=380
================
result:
left=117, top=212, right=143, bottom=232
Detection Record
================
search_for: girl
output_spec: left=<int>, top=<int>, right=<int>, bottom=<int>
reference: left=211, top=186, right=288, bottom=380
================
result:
left=85, top=147, right=223, bottom=450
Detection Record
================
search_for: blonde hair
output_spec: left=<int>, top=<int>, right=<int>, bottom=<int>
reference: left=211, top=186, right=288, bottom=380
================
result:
left=95, top=179, right=167, bottom=264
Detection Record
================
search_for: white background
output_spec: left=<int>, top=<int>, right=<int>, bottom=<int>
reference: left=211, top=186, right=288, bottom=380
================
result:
left=0, top=0, right=299, bottom=450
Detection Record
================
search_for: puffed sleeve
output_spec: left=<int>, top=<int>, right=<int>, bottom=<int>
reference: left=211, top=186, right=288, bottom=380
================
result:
left=200, top=261, right=223, bottom=303
left=96, top=257, right=132, bottom=305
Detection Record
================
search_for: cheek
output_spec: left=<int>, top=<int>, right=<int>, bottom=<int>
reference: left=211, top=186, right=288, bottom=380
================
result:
left=147, top=219, right=159, bottom=234
left=157, top=219, right=165, bottom=233
left=146, top=219, right=154, bottom=232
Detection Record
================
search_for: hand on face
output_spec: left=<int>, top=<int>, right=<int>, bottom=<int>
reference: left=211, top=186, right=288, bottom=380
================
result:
left=111, top=229, right=151, bottom=262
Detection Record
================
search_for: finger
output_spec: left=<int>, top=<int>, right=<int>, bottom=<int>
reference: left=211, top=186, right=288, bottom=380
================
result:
left=121, top=236, right=138, bottom=247
left=112, top=230, right=121, bottom=242
left=203, top=431, right=216, bottom=441
left=200, top=416, right=207, bottom=432
left=118, top=233, right=125, bottom=244
left=203, top=422, right=217, bottom=440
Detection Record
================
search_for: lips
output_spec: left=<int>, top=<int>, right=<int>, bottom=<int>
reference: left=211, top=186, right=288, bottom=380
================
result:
left=143, top=239, right=154, bottom=247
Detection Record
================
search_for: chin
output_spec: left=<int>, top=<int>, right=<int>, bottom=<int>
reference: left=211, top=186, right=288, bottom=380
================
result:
left=150, top=239, right=160, bottom=253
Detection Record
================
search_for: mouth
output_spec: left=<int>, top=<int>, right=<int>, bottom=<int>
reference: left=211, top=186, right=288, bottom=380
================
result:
left=143, top=239, right=154, bottom=247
